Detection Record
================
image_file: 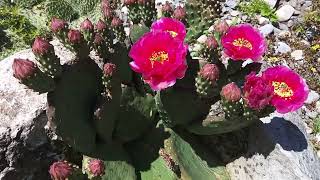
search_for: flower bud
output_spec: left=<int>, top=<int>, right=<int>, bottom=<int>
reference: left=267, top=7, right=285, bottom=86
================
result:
left=88, top=159, right=105, bottom=177
left=111, top=17, right=123, bottom=27
left=67, top=29, right=82, bottom=44
left=103, top=63, right=116, bottom=76
left=206, top=36, right=218, bottom=49
left=174, top=6, right=186, bottom=20
left=215, top=20, right=229, bottom=34
left=221, top=83, right=241, bottom=102
left=137, top=0, right=146, bottom=5
left=162, top=2, right=172, bottom=13
left=12, top=59, right=37, bottom=80
left=50, top=18, right=67, bottom=33
left=124, top=0, right=136, bottom=5
left=94, top=33, right=104, bottom=45
left=199, top=64, right=220, bottom=82
left=101, top=1, right=113, bottom=19
left=49, top=161, right=72, bottom=180
left=32, top=37, right=53, bottom=56
left=96, top=19, right=107, bottom=32
left=80, top=18, right=94, bottom=31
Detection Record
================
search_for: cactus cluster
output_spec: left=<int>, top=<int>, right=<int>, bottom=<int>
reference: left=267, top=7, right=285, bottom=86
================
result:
left=12, top=0, right=285, bottom=179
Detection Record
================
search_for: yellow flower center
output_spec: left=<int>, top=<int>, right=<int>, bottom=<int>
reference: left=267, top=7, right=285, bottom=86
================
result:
left=272, top=81, right=294, bottom=99
left=232, top=38, right=253, bottom=50
left=167, top=30, right=178, bottom=38
left=149, top=51, right=169, bottom=67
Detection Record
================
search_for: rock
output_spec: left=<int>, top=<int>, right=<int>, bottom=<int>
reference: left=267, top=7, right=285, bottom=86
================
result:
left=258, top=16, right=270, bottom=25
left=275, top=42, right=291, bottom=54
left=197, top=35, right=208, bottom=44
left=0, top=43, right=70, bottom=179
left=259, top=24, right=274, bottom=37
left=291, top=50, right=304, bottom=60
left=225, top=0, right=239, bottom=9
left=279, top=23, right=289, bottom=30
left=227, top=112, right=320, bottom=180
left=263, top=0, right=278, bottom=8
left=277, top=30, right=291, bottom=40
left=276, top=5, right=295, bottom=22
left=305, top=90, right=320, bottom=104
left=287, top=19, right=295, bottom=27
left=230, top=10, right=240, bottom=16
left=316, top=101, right=320, bottom=114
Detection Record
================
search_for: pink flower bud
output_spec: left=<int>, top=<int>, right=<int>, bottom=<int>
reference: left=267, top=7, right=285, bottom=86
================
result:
left=12, top=59, right=37, bottom=80
left=215, top=20, right=229, bottom=34
left=101, top=1, right=113, bottom=19
left=103, top=63, right=116, bottom=76
left=50, top=18, right=67, bottom=33
left=94, top=33, right=104, bottom=45
left=32, top=37, right=53, bottom=56
left=174, top=6, right=186, bottom=20
left=199, top=64, right=220, bottom=82
left=49, top=161, right=72, bottom=180
left=221, top=82, right=241, bottom=102
left=111, top=17, right=123, bottom=27
left=96, top=19, right=107, bottom=31
left=124, top=0, right=136, bottom=5
left=80, top=18, right=94, bottom=31
left=205, top=37, right=218, bottom=49
left=162, top=2, right=172, bottom=12
left=67, top=29, right=82, bottom=44
left=88, top=159, right=105, bottom=177
left=137, top=0, right=146, bottom=5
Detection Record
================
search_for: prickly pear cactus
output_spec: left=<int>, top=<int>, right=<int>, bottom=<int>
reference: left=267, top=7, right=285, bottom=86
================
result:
left=12, top=0, right=309, bottom=179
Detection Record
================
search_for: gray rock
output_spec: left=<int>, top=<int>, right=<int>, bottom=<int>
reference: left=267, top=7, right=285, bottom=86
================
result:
left=276, top=5, right=295, bottom=22
left=275, top=42, right=292, bottom=54
left=227, top=112, right=320, bottom=180
left=287, top=19, right=295, bottom=27
left=259, top=24, right=274, bottom=37
left=279, top=23, right=289, bottom=30
left=230, top=10, right=240, bottom=17
left=225, top=0, right=239, bottom=9
left=263, top=0, right=278, bottom=8
left=0, top=45, right=69, bottom=179
left=291, top=50, right=304, bottom=60
left=197, top=35, right=208, bottom=44
left=258, top=16, right=270, bottom=25
left=316, top=101, right=320, bottom=114
left=305, top=90, right=320, bottom=104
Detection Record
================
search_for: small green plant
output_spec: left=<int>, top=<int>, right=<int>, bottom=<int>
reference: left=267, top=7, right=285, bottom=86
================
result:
left=313, top=116, right=320, bottom=134
left=239, top=0, right=278, bottom=22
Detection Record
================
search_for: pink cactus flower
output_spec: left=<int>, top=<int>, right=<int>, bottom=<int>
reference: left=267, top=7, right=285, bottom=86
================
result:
left=50, top=18, right=67, bottom=33
left=49, top=161, right=72, bottom=180
left=88, top=159, right=105, bottom=177
left=221, top=82, right=241, bottom=102
left=67, top=29, right=82, bottom=44
left=262, top=66, right=309, bottom=113
left=243, top=72, right=274, bottom=110
left=12, top=59, right=37, bottom=80
left=151, top=17, right=186, bottom=42
left=221, top=24, right=267, bottom=61
left=129, top=31, right=188, bottom=91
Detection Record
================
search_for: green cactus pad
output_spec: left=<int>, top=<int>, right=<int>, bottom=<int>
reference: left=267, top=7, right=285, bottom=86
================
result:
left=110, top=43, right=133, bottom=84
left=21, top=68, right=55, bottom=94
left=129, top=24, right=149, bottom=43
left=47, top=59, right=103, bottom=154
left=166, top=129, right=230, bottom=180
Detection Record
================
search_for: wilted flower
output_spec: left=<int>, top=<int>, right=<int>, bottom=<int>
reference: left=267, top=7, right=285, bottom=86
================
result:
left=12, top=59, right=37, bottom=80
left=221, top=24, right=267, bottom=61
left=49, top=161, right=72, bottom=180
left=80, top=18, right=94, bottom=31
left=174, top=6, right=186, bottom=20
left=151, top=17, right=186, bottom=42
left=88, top=159, right=105, bottom=177
left=221, top=82, right=241, bottom=102
left=67, top=29, right=82, bottom=44
left=262, top=66, right=309, bottom=113
left=50, top=18, right=67, bottom=33
left=103, top=63, right=116, bottom=76
left=199, top=64, right=220, bottom=83
left=32, top=37, right=53, bottom=56
left=243, top=72, right=273, bottom=110
left=129, top=31, right=188, bottom=91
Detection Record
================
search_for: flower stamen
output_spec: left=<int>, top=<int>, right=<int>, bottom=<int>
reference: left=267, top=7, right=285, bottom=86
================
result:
left=149, top=51, right=169, bottom=67
left=167, top=30, right=178, bottom=38
left=232, top=38, right=253, bottom=50
left=272, top=81, right=294, bottom=99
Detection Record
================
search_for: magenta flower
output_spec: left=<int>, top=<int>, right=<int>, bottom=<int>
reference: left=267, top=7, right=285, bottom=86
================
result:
left=151, top=17, right=186, bottom=42
left=129, top=31, right=188, bottom=91
left=262, top=66, right=309, bottom=113
left=243, top=73, right=274, bottom=110
left=221, top=24, right=267, bottom=61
